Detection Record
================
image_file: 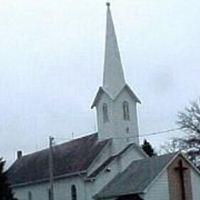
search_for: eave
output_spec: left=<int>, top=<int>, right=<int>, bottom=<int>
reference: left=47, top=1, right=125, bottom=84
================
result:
left=91, top=84, right=141, bottom=109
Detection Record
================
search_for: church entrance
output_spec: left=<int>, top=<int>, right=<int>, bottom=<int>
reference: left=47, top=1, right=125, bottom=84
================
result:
left=168, top=156, right=193, bottom=200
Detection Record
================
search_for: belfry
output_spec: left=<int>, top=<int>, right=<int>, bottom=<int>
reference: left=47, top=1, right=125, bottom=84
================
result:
left=92, top=3, right=141, bottom=152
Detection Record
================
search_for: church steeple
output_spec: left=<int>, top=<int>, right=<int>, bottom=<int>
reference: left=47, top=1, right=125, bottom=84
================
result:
left=92, top=3, right=140, bottom=152
left=103, top=3, right=125, bottom=98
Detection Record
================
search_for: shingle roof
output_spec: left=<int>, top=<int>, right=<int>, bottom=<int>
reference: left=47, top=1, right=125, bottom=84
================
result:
left=94, top=153, right=177, bottom=199
left=88, top=143, right=139, bottom=178
left=7, top=133, right=110, bottom=186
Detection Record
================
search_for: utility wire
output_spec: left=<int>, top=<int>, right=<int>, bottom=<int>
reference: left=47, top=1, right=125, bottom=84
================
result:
left=52, top=127, right=183, bottom=142
left=138, top=127, right=182, bottom=138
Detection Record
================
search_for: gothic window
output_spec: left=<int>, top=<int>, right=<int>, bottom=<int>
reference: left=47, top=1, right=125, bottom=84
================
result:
left=71, top=185, right=77, bottom=200
left=123, top=101, right=130, bottom=120
left=28, top=191, right=32, bottom=200
left=103, top=103, right=109, bottom=123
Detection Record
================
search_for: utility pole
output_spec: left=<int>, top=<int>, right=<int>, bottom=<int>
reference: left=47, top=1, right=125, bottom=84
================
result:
left=49, top=136, right=54, bottom=200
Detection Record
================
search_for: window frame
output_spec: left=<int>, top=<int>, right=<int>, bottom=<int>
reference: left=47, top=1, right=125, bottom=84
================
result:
left=28, top=191, right=32, bottom=200
left=123, top=101, right=130, bottom=121
left=71, top=185, right=77, bottom=200
left=102, top=103, right=109, bottom=123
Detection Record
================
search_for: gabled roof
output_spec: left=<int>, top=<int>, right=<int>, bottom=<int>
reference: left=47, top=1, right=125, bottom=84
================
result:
left=88, top=144, right=133, bottom=178
left=94, top=153, right=177, bottom=199
left=91, top=84, right=141, bottom=108
left=7, top=133, right=110, bottom=187
left=88, top=143, right=148, bottom=178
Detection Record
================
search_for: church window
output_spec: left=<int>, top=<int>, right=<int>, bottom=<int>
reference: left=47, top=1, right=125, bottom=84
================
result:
left=103, top=103, right=109, bottom=123
left=48, top=189, right=50, bottom=200
left=48, top=189, right=53, bottom=200
left=28, top=191, right=32, bottom=200
left=123, top=101, right=130, bottom=120
left=71, top=185, right=77, bottom=200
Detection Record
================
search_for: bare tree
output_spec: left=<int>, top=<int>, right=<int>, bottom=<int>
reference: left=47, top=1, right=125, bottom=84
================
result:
left=177, top=99, right=200, bottom=135
left=160, top=138, right=185, bottom=154
left=160, top=99, right=200, bottom=168
left=177, top=99, right=200, bottom=167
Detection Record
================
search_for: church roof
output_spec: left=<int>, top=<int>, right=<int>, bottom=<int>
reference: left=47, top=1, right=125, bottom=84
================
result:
left=7, top=133, right=110, bottom=187
left=88, top=143, right=147, bottom=178
left=94, top=153, right=177, bottom=199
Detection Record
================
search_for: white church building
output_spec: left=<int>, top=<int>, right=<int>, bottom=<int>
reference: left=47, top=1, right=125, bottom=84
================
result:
left=8, top=3, right=200, bottom=200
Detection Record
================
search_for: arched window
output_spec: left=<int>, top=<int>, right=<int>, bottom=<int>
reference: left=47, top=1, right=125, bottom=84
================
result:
left=71, top=185, right=77, bottom=200
left=28, top=191, right=32, bottom=200
left=123, top=101, right=130, bottom=120
left=103, top=103, right=109, bottom=123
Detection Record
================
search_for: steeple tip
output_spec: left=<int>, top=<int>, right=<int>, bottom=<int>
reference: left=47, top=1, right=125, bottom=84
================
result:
left=106, top=2, right=110, bottom=7
left=103, top=0, right=125, bottom=98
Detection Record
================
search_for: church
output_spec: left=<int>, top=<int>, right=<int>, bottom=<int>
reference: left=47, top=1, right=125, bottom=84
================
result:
left=7, top=3, right=200, bottom=200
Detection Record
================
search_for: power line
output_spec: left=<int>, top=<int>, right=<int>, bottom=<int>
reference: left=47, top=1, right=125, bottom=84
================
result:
left=139, top=127, right=182, bottom=138
left=106, top=127, right=183, bottom=140
left=52, top=127, right=183, bottom=142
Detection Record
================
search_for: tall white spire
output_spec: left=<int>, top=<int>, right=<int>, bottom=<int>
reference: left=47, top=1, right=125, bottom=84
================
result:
left=92, top=3, right=140, bottom=150
left=103, top=3, right=126, bottom=98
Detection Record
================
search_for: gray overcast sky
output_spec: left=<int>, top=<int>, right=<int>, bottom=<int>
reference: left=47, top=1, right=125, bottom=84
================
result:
left=1, top=0, right=200, bottom=166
